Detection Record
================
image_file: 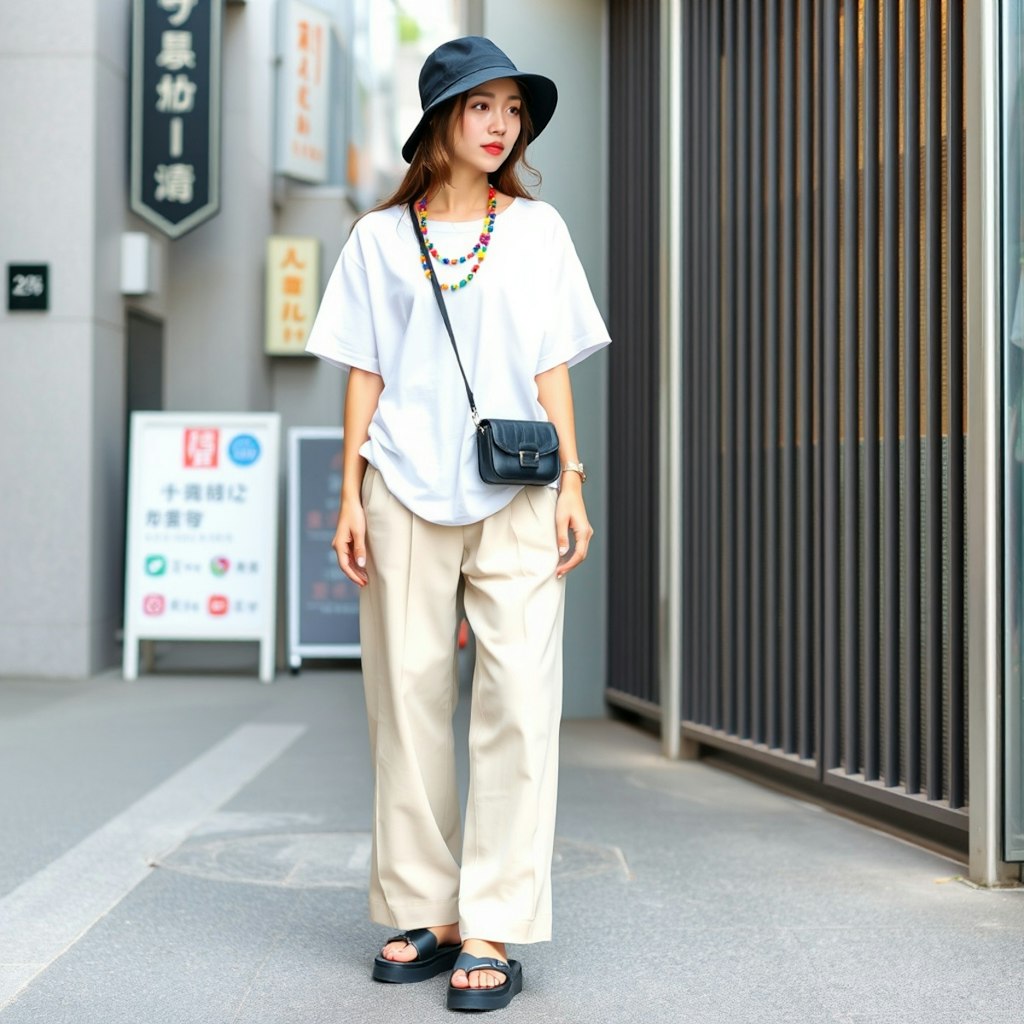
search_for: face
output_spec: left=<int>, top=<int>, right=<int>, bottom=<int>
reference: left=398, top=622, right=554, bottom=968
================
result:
left=451, top=77, right=524, bottom=174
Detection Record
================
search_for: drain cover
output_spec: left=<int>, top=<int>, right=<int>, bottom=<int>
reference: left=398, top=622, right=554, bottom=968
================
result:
left=156, top=831, right=372, bottom=889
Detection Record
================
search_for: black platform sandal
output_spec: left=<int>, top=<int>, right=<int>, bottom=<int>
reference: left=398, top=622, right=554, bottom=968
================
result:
left=371, top=928, right=462, bottom=983
left=446, top=952, right=523, bottom=1011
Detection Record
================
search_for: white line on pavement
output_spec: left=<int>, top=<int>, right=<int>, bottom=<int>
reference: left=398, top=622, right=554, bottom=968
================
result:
left=0, top=722, right=307, bottom=1012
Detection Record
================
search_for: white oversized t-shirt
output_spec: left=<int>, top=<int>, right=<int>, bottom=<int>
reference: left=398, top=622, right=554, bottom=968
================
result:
left=305, top=198, right=611, bottom=526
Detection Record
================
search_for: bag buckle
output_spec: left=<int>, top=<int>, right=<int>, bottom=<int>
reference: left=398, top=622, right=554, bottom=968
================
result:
left=519, top=449, right=540, bottom=468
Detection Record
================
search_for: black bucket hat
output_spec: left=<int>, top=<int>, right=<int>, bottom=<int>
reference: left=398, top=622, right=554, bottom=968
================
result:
left=402, top=36, right=558, bottom=163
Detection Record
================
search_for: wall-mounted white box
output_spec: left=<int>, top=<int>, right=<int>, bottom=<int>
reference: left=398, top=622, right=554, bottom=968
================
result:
left=120, top=232, right=158, bottom=296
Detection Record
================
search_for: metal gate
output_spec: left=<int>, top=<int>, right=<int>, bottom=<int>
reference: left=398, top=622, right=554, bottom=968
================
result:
left=609, top=0, right=969, bottom=838
left=607, top=0, right=662, bottom=714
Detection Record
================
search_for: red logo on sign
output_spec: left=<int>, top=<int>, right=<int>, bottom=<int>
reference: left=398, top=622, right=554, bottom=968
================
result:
left=142, top=594, right=166, bottom=616
left=184, top=428, right=219, bottom=468
left=208, top=594, right=229, bottom=616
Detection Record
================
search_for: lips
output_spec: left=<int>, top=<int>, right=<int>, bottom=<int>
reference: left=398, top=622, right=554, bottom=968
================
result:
left=483, top=143, right=505, bottom=156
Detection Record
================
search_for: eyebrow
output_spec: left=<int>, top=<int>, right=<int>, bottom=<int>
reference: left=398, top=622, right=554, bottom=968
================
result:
left=468, top=90, right=522, bottom=101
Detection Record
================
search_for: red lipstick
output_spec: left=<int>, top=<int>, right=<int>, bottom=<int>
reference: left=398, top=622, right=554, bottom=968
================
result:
left=483, top=143, right=505, bottom=156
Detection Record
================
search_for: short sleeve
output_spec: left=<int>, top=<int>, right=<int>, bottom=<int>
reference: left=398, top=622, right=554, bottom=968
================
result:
left=535, top=213, right=611, bottom=374
left=304, top=226, right=380, bottom=374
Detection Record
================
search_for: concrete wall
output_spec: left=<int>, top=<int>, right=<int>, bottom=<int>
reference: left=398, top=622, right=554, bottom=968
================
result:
left=0, top=0, right=141, bottom=675
left=479, top=0, right=611, bottom=717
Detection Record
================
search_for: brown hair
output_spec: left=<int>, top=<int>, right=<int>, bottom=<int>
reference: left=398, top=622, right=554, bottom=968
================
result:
left=368, top=85, right=540, bottom=215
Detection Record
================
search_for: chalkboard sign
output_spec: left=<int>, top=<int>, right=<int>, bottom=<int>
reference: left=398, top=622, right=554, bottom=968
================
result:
left=287, top=428, right=361, bottom=669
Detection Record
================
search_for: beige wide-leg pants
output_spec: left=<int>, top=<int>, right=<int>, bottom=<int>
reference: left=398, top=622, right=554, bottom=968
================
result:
left=358, top=465, right=565, bottom=944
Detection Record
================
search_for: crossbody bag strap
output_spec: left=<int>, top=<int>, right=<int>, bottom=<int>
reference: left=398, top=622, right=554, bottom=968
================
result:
left=408, top=202, right=480, bottom=425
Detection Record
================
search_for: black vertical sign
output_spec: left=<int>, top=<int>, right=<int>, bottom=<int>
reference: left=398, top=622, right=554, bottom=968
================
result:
left=130, top=0, right=222, bottom=239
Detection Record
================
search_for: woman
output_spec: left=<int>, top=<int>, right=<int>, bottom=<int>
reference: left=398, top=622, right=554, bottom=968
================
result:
left=305, top=36, right=610, bottom=1012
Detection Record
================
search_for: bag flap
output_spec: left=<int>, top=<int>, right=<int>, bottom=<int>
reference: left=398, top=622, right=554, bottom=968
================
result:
left=484, top=418, right=560, bottom=457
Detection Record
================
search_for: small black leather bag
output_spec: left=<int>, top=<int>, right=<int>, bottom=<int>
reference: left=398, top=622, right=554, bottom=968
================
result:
left=410, top=204, right=561, bottom=487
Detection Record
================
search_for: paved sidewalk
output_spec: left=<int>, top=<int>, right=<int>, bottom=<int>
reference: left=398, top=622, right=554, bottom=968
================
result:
left=0, top=661, right=1022, bottom=1024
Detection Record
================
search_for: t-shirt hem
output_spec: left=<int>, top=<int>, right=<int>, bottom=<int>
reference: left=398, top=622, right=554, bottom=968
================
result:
left=307, top=343, right=380, bottom=375
left=536, top=334, right=611, bottom=375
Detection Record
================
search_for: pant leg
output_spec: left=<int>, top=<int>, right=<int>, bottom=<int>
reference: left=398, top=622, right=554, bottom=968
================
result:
left=457, top=484, right=565, bottom=944
left=359, top=466, right=464, bottom=929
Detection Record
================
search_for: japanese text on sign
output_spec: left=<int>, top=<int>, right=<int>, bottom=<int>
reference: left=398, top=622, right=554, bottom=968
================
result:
left=265, top=237, right=320, bottom=355
left=130, top=0, right=221, bottom=238
left=277, top=1, right=331, bottom=183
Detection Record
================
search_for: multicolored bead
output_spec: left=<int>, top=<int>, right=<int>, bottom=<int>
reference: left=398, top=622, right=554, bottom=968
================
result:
left=417, top=185, right=497, bottom=293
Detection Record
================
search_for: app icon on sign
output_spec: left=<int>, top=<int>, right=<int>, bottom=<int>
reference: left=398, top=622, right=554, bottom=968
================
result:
left=142, top=594, right=166, bottom=616
left=228, top=433, right=261, bottom=466
left=210, top=557, right=230, bottom=576
left=208, top=595, right=229, bottom=616
left=184, top=428, right=219, bottom=468
left=145, top=554, right=167, bottom=576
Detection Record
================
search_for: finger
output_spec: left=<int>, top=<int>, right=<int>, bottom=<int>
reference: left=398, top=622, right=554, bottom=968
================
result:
left=557, top=527, right=593, bottom=577
left=338, top=551, right=368, bottom=588
left=351, top=525, right=367, bottom=570
left=555, top=511, right=571, bottom=557
left=334, top=532, right=368, bottom=587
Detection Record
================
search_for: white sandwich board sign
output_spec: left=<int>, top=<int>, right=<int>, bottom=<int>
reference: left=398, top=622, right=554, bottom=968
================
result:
left=123, top=412, right=281, bottom=682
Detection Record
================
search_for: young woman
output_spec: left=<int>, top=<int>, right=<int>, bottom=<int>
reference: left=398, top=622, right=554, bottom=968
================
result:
left=305, top=36, right=610, bottom=1012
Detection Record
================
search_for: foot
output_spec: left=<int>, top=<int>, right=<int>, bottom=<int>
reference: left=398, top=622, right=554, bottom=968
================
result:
left=380, top=924, right=460, bottom=962
left=449, top=938, right=510, bottom=989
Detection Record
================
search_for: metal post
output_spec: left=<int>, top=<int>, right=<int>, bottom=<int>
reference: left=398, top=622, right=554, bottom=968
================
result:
left=659, top=0, right=685, bottom=760
left=863, top=0, right=881, bottom=783
left=842, top=0, right=861, bottom=776
left=765, top=0, right=780, bottom=750
left=947, top=0, right=966, bottom=811
left=965, top=0, right=1021, bottom=885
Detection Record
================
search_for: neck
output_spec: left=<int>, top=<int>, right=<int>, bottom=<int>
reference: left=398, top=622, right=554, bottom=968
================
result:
left=427, top=168, right=492, bottom=218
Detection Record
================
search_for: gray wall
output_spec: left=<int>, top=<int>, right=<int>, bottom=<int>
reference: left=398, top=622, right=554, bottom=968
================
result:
left=0, top=0, right=162, bottom=675
left=479, top=0, right=610, bottom=717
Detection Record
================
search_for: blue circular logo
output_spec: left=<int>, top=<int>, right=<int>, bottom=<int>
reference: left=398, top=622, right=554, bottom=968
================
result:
left=228, top=434, right=261, bottom=466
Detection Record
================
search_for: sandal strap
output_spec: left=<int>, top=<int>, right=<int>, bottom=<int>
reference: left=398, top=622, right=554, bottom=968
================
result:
left=384, top=928, right=438, bottom=959
left=452, top=952, right=510, bottom=978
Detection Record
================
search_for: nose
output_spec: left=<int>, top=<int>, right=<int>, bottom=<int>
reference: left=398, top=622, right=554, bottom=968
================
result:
left=490, top=109, right=506, bottom=135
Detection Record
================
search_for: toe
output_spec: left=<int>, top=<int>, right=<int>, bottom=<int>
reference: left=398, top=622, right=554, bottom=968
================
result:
left=450, top=969, right=469, bottom=989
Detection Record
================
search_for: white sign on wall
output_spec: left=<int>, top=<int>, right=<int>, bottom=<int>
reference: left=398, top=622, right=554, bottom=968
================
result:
left=123, top=412, right=281, bottom=683
left=277, top=0, right=332, bottom=183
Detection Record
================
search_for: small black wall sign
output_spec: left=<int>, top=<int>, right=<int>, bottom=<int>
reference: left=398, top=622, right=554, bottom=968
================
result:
left=7, top=265, right=49, bottom=311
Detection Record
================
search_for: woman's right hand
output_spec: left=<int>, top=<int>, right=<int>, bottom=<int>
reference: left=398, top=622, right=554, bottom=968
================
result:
left=333, top=497, right=369, bottom=588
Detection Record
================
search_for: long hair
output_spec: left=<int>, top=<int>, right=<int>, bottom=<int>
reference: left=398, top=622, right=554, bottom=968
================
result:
left=369, top=86, right=540, bottom=215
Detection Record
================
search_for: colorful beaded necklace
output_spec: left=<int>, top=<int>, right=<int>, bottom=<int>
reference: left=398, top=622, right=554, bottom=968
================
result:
left=417, top=185, right=497, bottom=292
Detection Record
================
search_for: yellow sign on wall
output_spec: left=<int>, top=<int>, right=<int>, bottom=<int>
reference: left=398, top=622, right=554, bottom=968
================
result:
left=265, top=236, right=319, bottom=355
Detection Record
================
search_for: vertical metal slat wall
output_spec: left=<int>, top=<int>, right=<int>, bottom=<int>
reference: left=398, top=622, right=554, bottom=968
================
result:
left=606, top=0, right=661, bottom=715
left=673, top=0, right=968, bottom=837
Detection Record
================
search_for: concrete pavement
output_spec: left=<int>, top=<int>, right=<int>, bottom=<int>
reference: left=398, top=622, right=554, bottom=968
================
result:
left=0, top=656, right=1022, bottom=1023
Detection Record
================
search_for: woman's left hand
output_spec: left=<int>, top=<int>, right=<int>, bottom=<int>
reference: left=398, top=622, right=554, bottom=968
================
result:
left=554, top=480, right=593, bottom=578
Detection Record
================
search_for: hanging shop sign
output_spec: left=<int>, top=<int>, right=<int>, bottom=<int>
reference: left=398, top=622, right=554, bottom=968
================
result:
left=287, top=428, right=361, bottom=671
left=276, top=0, right=332, bottom=183
left=130, top=0, right=222, bottom=239
left=123, top=412, right=281, bottom=683
left=7, top=264, right=49, bottom=311
left=265, top=236, right=320, bottom=355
